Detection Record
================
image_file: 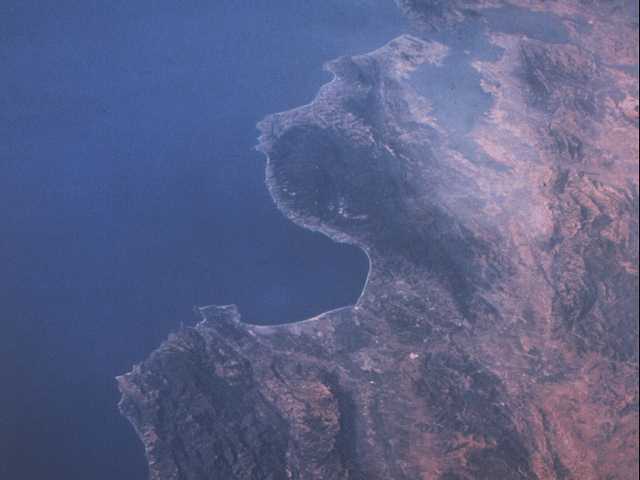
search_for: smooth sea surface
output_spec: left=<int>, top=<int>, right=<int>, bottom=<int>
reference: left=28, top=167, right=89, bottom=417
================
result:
left=0, top=1, right=404, bottom=478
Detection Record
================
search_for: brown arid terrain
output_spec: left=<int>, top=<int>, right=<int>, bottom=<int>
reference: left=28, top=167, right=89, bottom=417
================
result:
left=117, top=1, right=639, bottom=479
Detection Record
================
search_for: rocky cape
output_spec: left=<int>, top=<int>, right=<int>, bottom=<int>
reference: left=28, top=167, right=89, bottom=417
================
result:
left=118, top=1, right=639, bottom=479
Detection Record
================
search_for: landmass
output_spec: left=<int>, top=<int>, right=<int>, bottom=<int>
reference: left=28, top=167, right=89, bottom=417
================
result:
left=118, top=1, right=639, bottom=479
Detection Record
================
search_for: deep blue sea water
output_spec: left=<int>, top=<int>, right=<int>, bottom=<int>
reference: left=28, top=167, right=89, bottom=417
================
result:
left=0, top=1, right=404, bottom=478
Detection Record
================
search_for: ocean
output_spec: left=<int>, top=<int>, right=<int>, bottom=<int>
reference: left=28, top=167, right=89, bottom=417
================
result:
left=0, top=1, right=403, bottom=478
